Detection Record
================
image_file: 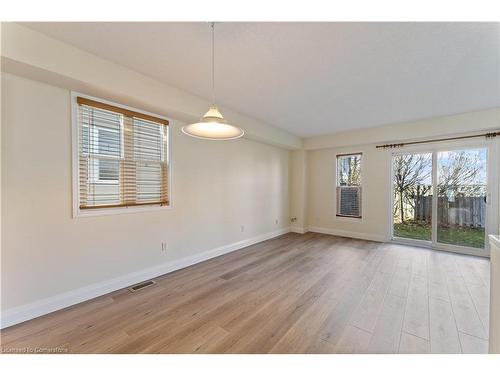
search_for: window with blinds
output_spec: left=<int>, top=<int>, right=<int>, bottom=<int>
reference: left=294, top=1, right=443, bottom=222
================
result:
left=75, top=96, right=169, bottom=212
left=336, top=153, right=362, bottom=218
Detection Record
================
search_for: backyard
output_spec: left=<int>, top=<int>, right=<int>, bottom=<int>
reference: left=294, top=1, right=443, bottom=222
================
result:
left=394, top=222, right=485, bottom=248
left=392, top=149, right=487, bottom=250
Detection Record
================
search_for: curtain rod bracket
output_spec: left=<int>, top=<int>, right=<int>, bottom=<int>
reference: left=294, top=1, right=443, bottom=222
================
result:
left=486, top=132, right=498, bottom=139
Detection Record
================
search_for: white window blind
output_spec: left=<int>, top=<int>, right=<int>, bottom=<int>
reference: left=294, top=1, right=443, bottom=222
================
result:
left=77, top=97, right=169, bottom=210
left=336, top=153, right=362, bottom=218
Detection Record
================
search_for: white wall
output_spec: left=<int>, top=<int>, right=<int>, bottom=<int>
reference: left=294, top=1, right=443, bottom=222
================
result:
left=304, top=111, right=500, bottom=243
left=2, top=21, right=499, bottom=328
left=289, top=150, right=308, bottom=233
left=304, top=109, right=499, bottom=150
left=1, top=23, right=301, bottom=150
left=0, top=25, right=3, bottom=323
left=307, top=144, right=388, bottom=241
left=1, top=73, right=290, bottom=323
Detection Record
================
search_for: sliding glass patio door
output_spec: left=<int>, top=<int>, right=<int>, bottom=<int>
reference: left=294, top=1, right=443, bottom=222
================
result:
left=391, top=144, right=496, bottom=256
left=392, top=152, right=433, bottom=243
left=436, top=149, right=488, bottom=249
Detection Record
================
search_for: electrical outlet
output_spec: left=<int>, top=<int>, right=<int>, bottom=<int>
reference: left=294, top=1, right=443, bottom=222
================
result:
left=240, top=225, right=245, bottom=232
left=161, top=242, right=167, bottom=252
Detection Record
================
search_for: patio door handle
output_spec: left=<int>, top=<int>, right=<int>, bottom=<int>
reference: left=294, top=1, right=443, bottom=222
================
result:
left=485, top=193, right=491, bottom=204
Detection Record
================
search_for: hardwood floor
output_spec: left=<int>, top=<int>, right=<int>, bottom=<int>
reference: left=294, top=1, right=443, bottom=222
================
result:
left=0, top=232, right=491, bottom=354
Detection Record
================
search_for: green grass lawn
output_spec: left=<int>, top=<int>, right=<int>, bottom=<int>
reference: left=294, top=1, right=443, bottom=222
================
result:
left=393, top=222, right=484, bottom=249
left=393, top=222, right=431, bottom=241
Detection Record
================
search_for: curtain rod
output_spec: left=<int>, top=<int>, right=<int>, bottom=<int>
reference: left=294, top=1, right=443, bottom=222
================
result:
left=375, top=131, right=500, bottom=149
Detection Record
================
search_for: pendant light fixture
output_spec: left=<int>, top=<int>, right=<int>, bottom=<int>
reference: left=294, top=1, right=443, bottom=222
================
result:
left=182, top=22, right=244, bottom=140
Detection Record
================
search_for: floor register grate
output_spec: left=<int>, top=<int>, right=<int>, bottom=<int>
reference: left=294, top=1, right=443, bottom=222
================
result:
left=128, top=280, right=156, bottom=292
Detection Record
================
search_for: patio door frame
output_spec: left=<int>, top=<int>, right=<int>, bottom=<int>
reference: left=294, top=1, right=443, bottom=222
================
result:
left=388, top=137, right=499, bottom=257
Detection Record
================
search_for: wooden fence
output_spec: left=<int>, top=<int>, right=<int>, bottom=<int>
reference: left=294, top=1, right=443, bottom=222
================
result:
left=414, top=196, right=485, bottom=228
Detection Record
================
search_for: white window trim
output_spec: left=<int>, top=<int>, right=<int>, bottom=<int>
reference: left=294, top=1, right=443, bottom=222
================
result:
left=335, top=152, right=363, bottom=221
left=71, top=91, right=173, bottom=218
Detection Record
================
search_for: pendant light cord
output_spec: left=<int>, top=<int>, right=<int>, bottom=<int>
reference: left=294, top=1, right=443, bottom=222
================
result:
left=211, top=22, right=216, bottom=106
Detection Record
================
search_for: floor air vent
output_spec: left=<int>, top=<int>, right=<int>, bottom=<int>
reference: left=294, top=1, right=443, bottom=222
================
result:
left=128, top=280, right=156, bottom=292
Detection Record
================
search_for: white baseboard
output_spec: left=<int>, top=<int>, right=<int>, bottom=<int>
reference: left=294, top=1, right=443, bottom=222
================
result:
left=290, top=226, right=307, bottom=234
left=307, top=226, right=387, bottom=242
left=0, top=227, right=291, bottom=329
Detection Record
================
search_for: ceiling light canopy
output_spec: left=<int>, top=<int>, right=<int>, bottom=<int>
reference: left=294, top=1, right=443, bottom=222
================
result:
left=182, top=23, right=244, bottom=140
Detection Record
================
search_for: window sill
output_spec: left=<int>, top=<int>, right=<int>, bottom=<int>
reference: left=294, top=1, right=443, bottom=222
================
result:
left=74, top=203, right=172, bottom=218
left=335, top=214, right=363, bottom=223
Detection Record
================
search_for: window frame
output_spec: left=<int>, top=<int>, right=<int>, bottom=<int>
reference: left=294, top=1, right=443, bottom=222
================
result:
left=335, top=152, right=363, bottom=220
left=71, top=92, right=172, bottom=218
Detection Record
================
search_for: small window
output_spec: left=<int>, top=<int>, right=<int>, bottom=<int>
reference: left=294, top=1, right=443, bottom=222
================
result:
left=73, top=95, right=170, bottom=214
left=336, top=153, right=362, bottom=218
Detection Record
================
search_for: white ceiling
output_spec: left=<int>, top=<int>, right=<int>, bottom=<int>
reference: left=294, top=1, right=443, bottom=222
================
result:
left=23, top=22, right=499, bottom=137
